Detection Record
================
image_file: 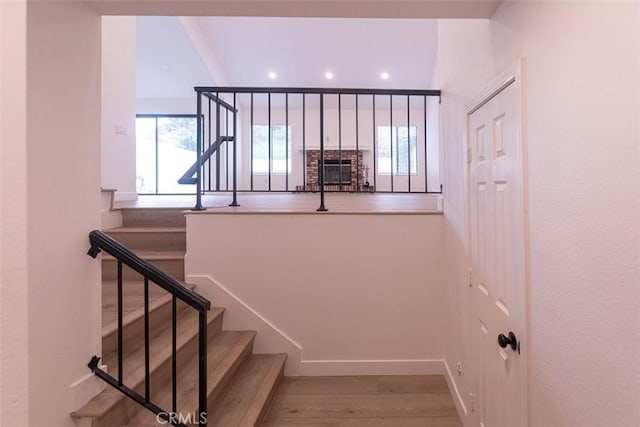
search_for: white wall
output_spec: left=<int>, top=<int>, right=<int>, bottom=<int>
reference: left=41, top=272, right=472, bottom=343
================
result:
left=0, top=0, right=29, bottom=423
left=137, top=97, right=196, bottom=115
left=102, top=16, right=137, bottom=202
left=26, top=2, right=102, bottom=426
left=185, top=213, right=445, bottom=376
left=438, top=3, right=640, bottom=426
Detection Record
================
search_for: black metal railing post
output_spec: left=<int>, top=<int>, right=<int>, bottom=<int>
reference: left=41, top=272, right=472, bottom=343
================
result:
left=198, top=311, right=208, bottom=426
left=317, top=93, right=328, bottom=212
left=117, top=261, right=123, bottom=386
left=194, top=92, right=205, bottom=211
left=230, top=93, right=239, bottom=207
left=215, top=92, right=221, bottom=192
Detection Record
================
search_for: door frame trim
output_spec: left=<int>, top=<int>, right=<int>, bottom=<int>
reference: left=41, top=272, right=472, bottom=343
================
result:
left=464, top=57, right=530, bottom=426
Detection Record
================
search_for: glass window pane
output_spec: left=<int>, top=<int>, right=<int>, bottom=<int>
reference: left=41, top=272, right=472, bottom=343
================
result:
left=377, top=125, right=417, bottom=175
left=156, top=117, right=197, bottom=194
left=252, top=125, right=291, bottom=173
left=136, top=117, right=157, bottom=193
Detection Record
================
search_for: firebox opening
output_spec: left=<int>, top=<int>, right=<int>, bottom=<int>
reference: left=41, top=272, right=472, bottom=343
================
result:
left=320, top=159, right=352, bottom=185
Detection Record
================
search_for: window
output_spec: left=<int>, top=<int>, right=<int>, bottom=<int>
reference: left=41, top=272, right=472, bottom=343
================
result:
left=136, top=115, right=198, bottom=194
left=252, top=125, right=292, bottom=173
left=377, top=126, right=418, bottom=175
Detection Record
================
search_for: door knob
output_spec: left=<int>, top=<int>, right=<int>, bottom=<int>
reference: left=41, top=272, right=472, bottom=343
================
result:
left=497, top=331, right=519, bottom=352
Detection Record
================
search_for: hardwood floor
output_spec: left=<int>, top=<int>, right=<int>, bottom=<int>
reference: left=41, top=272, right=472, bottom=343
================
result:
left=263, top=376, right=462, bottom=427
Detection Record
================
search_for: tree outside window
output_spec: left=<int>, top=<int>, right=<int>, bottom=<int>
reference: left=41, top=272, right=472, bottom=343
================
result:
left=252, top=125, right=292, bottom=173
left=377, top=126, right=418, bottom=175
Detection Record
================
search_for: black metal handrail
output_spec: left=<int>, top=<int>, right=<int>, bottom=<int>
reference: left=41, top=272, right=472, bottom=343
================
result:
left=178, top=136, right=235, bottom=186
left=186, top=86, right=442, bottom=212
left=87, top=230, right=210, bottom=426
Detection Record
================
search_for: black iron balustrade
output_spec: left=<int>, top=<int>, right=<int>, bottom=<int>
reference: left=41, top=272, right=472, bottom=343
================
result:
left=86, top=230, right=210, bottom=426
left=182, top=87, right=442, bottom=211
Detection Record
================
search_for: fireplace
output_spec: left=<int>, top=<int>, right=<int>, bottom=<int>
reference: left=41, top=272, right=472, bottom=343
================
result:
left=320, top=159, right=351, bottom=185
left=297, top=150, right=372, bottom=192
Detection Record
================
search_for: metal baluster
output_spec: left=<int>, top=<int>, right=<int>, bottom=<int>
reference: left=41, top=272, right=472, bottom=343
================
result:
left=154, top=117, right=159, bottom=195
left=225, top=106, right=229, bottom=191
left=198, top=311, right=208, bottom=426
left=144, top=277, right=150, bottom=402
left=407, top=95, right=411, bottom=193
left=230, top=93, right=240, bottom=207
left=208, top=98, right=212, bottom=192
left=285, top=93, right=289, bottom=192
left=338, top=94, right=342, bottom=192
left=117, top=261, right=123, bottom=386
left=250, top=93, right=254, bottom=191
left=302, top=94, right=306, bottom=191
left=268, top=93, right=272, bottom=191
left=373, top=95, right=377, bottom=192
left=194, top=92, right=204, bottom=210
left=215, top=92, right=221, bottom=191
left=317, top=94, right=328, bottom=211
left=356, top=94, right=359, bottom=191
left=172, top=296, right=177, bottom=414
left=424, top=95, right=428, bottom=193
left=390, top=94, right=394, bottom=192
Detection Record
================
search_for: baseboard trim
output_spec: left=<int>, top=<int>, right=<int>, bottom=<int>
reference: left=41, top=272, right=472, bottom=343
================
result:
left=444, top=359, right=468, bottom=423
left=187, top=274, right=303, bottom=375
left=69, top=364, right=107, bottom=412
left=300, top=359, right=444, bottom=376
left=186, top=274, right=449, bottom=377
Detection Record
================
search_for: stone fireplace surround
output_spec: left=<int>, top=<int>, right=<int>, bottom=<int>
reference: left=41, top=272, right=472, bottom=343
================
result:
left=297, top=150, right=372, bottom=192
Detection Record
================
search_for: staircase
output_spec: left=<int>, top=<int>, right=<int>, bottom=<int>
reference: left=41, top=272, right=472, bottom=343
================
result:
left=73, top=208, right=286, bottom=426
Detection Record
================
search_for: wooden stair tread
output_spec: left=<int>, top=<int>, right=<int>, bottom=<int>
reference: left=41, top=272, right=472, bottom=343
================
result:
left=209, top=353, right=287, bottom=427
left=105, top=226, right=186, bottom=233
left=124, top=330, right=258, bottom=426
left=73, top=308, right=224, bottom=419
left=102, top=251, right=185, bottom=260
left=102, top=281, right=194, bottom=330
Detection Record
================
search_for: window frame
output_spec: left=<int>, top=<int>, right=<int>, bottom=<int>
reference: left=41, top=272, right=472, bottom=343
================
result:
left=376, top=125, right=419, bottom=176
left=251, top=124, right=293, bottom=175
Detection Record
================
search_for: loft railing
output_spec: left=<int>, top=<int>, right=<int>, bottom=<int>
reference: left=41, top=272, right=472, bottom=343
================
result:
left=86, top=230, right=210, bottom=426
left=182, top=87, right=442, bottom=211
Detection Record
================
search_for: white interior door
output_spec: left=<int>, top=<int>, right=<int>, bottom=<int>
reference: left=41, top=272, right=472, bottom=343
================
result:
left=468, top=71, right=527, bottom=427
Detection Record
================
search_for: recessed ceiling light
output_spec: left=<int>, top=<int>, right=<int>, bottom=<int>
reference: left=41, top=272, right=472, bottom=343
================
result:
left=268, top=71, right=277, bottom=80
left=381, top=72, right=390, bottom=80
left=161, top=64, right=170, bottom=72
left=325, top=71, right=334, bottom=80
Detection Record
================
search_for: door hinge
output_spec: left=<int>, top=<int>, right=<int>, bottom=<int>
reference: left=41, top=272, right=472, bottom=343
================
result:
left=470, top=392, right=475, bottom=412
left=466, top=145, right=472, bottom=164
left=468, top=269, right=473, bottom=288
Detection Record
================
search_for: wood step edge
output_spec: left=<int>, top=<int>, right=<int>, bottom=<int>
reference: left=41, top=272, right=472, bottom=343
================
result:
left=102, top=283, right=197, bottom=338
left=104, top=226, right=186, bottom=233
left=102, top=251, right=185, bottom=261
left=72, top=308, right=225, bottom=419
left=171, top=330, right=258, bottom=418
left=122, top=330, right=258, bottom=427
left=238, top=353, right=288, bottom=426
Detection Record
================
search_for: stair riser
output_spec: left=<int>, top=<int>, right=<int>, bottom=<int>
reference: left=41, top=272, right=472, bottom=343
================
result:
left=106, top=231, right=186, bottom=252
left=122, top=208, right=186, bottom=227
left=92, top=314, right=224, bottom=427
left=102, top=259, right=185, bottom=281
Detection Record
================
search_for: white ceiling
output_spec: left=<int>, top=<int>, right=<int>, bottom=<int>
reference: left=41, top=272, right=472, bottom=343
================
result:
left=136, top=17, right=214, bottom=98
left=136, top=16, right=438, bottom=99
